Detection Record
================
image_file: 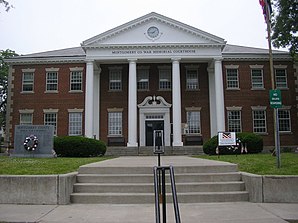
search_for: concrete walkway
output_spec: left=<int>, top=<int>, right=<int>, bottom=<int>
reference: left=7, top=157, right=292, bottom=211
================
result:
left=1, top=156, right=298, bottom=223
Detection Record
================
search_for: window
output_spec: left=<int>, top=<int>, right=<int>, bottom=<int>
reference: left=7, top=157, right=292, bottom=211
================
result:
left=137, top=68, right=149, bottom=90
left=252, top=109, right=267, bottom=133
left=226, top=68, right=239, bottom=89
left=186, top=69, right=199, bottom=90
left=186, top=111, right=201, bottom=134
left=70, top=71, right=83, bottom=91
left=20, top=113, right=33, bottom=125
left=69, top=112, right=82, bottom=136
left=108, top=112, right=122, bottom=135
left=46, top=72, right=58, bottom=91
left=109, top=68, right=122, bottom=91
left=44, top=112, right=57, bottom=135
left=227, top=110, right=242, bottom=132
left=22, top=72, right=34, bottom=92
left=278, top=109, right=291, bottom=132
left=275, top=69, right=287, bottom=89
left=251, top=69, right=264, bottom=89
left=159, top=68, right=171, bottom=90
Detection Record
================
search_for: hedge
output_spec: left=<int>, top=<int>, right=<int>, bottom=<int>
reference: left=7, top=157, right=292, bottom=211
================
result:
left=203, top=132, right=263, bottom=155
left=54, top=136, right=106, bottom=157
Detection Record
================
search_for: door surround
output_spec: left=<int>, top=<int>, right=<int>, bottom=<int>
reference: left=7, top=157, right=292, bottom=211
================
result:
left=138, top=96, right=171, bottom=146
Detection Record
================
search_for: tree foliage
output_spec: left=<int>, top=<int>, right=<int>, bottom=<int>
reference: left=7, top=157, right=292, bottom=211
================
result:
left=271, top=0, right=298, bottom=61
left=0, top=0, right=13, bottom=12
left=0, top=49, right=18, bottom=129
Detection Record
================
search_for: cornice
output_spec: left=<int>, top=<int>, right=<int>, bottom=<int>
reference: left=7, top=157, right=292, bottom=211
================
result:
left=5, top=56, right=86, bottom=65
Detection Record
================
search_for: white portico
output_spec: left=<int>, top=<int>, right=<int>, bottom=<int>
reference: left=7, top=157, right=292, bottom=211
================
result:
left=82, top=12, right=226, bottom=146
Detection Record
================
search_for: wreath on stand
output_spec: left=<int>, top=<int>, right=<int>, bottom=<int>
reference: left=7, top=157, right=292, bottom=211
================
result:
left=23, top=135, right=39, bottom=151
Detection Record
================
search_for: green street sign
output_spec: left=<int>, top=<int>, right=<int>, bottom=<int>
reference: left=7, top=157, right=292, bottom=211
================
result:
left=269, top=89, right=282, bottom=108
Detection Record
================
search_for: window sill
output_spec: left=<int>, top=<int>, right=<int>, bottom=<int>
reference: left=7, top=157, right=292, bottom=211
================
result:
left=226, top=88, right=240, bottom=91
left=21, top=91, right=34, bottom=94
left=251, top=88, right=265, bottom=91
left=69, top=90, right=83, bottom=93
left=45, top=91, right=59, bottom=94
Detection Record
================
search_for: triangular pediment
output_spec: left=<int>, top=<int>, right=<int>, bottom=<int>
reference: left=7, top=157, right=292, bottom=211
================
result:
left=82, top=12, right=225, bottom=48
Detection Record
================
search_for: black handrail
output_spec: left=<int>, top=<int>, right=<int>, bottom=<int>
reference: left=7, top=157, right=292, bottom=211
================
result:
left=153, top=165, right=181, bottom=223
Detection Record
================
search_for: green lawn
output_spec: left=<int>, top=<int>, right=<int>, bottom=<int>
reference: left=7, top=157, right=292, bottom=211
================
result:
left=196, top=153, right=298, bottom=175
left=0, top=156, right=112, bottom=175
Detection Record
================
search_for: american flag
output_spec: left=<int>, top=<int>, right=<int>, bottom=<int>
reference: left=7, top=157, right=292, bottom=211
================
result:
left=222, top=132, right=231, bottom=139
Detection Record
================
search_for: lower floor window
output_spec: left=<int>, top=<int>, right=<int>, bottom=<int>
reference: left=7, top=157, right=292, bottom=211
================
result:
left=20, top=113, right=33, bottom=125
left=278, top=109, right=291, bottom=132
left=69, top=112, right=82, bottom=136
left=108, top=112, right=122, bottom=135
left=186, top=111, right=201, bottom=134
left=227, top=110, right=242, bottom=132
left=44, top=113, right=57, bottom=135
left=253, top=110, right=267, bottom=133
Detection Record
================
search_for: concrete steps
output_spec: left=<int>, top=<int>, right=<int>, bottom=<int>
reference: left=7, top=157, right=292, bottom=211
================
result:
left=71, top=162, right=249, bottom=204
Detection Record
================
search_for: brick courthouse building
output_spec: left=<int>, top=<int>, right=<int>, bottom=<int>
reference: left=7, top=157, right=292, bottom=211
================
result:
left=5, top=12, right=298, bottom=151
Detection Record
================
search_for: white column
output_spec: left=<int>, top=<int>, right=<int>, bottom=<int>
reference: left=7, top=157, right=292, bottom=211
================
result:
left=172, top=58, right=183, bottom=146
left=93, top=66, right=101, bottom=139
left=214, top=58, right=225, bottom=132
left=127, top=59, right=138, bottom=147
left=207, top=64, right=217, bottom=137
left=85, top=60, right=94, bottom=138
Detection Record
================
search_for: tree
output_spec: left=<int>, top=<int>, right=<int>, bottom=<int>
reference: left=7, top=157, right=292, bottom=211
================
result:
left=271, top=0, right=298, bottom=61
left=0, top=0, right=13, bottom=12
left=0, top=49, right=18, bottom=130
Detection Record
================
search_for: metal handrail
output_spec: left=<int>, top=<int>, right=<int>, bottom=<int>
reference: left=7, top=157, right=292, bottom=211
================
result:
left=153, top=165, right=181, bottom=223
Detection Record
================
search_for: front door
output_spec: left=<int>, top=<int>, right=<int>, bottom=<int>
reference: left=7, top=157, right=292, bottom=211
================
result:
left=145, top=120, right=164, bottom=146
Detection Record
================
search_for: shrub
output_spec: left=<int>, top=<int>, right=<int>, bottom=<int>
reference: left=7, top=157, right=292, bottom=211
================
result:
left=54, top=136, right=106, bottom=157
left=203, top=132, right=263, bottom=155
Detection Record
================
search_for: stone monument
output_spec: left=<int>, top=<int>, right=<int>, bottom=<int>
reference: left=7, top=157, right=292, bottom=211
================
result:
left=12, top=125, right=55, bottom=158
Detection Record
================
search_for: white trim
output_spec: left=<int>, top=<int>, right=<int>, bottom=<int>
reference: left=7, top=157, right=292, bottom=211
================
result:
left=22, top=68, right=35, bottom=72
left=68, top=108, right=84, bottom=113
left=43, top=109, right=59, bottom=113
left=249, top=65, right=264, bottom=69
left=70, top=67, right=84, bottom=72
left=225, top=64, right=239, bottom=69
left=45, top=67, right=59, bottom=72
left=19, top=109, right=34, bottom=114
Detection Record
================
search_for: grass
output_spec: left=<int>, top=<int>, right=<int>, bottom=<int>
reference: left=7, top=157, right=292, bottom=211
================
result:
left=0, top=156, right=112, bottom=175
left=196, top=153, right=298, bottom=175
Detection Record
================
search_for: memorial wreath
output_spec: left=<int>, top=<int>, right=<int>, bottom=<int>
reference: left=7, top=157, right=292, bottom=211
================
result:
left=23, top=135, right=39, bottom=151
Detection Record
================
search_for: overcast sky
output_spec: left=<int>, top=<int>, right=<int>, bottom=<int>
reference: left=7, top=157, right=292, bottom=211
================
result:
left=0, top=0, right=283, bottom=55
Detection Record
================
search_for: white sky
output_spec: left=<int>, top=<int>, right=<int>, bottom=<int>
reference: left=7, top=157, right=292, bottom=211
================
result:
left=0, top=0, right=283, bottom=55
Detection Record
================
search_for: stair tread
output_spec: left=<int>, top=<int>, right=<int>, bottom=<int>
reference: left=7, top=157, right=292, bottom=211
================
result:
left=77, top=172, right=240, bottom=176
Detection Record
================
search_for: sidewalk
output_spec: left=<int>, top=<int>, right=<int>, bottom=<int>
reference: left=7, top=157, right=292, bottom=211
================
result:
left=0, top=202, right=298, bottom=222
left=1, top=156, right=298, bottom=222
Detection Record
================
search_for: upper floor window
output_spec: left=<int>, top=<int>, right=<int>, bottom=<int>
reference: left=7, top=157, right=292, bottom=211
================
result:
left=225, top=65, right=239, bottom=89
left=159, top=67, right=171, bottom=90
left=252, top=107, right=267, bottom=133
left=250, top=65, right=264, bottom=89
left=68, top=110, right=83, bottom=136
left=137, top=67, right=149, bottom=90
left=275, top=68, right=288, bottom=89
left=46, top=71, right=58, bottom=92
left=186, top=110, right=201, bottom=134
left=22, top=72, right=34, bottom=92
left=70, top=71, right=83, bottom=91
left=278, top=109, right=291, bottom=132
left=186, top=67, right=199, bottom=90
left=227, top=108, right=242, bottom=132
left=108, top=111, right=123, bottom=136
left=109, top=67, right=122, bottom=91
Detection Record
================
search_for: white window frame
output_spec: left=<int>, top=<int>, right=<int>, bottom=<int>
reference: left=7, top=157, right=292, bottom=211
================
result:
left=225, top=65, right=239, bottom=89
left=159, top=67, right=171, bottom=90
left=252, top=107, right=267, bottom=134
left=109, top=67, right=122, bottom=91
left=108, top=110, right=123, bottom=136
left=46, top=71, right=58, bottom=92
left=19, top=109, right=34, bottom=125
left=137, top=67, right=149, bottom=91
left=250, top=65, right=264, bottom=89
left=186, top=67, right=199, bottom=90
left=44, top=109, right=58, bottom=135
left=278, top=108, right=291, bottom=132
left=227, top=107, right=242, bottom=133
left=186, top=110, right=201, bottom=134
left=70, top=71, right=83, bottom=92
left=275, top=66, right=288, bottom=89
left=22, top=69, right=35, bottom=92
left=68, top=110, right=83, bottom=136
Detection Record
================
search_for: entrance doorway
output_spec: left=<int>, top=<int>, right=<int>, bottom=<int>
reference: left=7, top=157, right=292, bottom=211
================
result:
left=145, top=120, right=164, bottom=146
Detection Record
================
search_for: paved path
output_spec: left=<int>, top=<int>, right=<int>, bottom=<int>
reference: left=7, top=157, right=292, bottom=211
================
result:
left=0, top=156, right=298, bottom=223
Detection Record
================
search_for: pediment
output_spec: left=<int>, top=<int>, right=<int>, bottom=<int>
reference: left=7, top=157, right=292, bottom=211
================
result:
left=82, top=12, right=225, bottom=48
left=138, top=96, right=171, bottom=108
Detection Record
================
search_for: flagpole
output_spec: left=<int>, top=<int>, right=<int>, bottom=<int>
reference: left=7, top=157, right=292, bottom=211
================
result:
left=265, top=1, right=281, bottom=168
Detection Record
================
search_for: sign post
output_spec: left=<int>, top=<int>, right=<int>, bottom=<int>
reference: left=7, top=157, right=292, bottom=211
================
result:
left=269, top=89, right=282, bottom=168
